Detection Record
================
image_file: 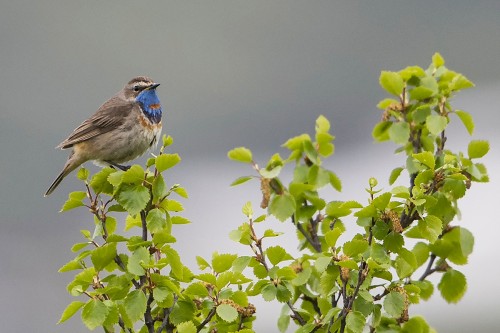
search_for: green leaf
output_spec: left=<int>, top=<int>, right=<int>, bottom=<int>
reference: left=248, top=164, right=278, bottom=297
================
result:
left=60, top=191, right=87, bottom=212
left=418, top=215, right=442, bottom=243
left=455, top=110, right=474, bottom=135
left=260, top=166, right=283, bottom=178
left=90, top=167, right=115, bottom=194
left=394, top=248, right=417, bottom=279
left=372, top=121, right=391, bottom=142
left=399, top=66, right=425, bottom=81
left=432, top=52, right=445, bottom=67
left=402, top=316, right=431, bottom=333
left=171, top=216, right=190, bottom=224
left=77, top=167, right=89, bottom=181
left=212, top=253, right=238, bottom=273
left=156, top=153, right=181, bottom=172
left=146, top=208, right=167, bottom=233
left=325, top=228, right=342, bottom=248
left=170, top=300, right=196, bottom=326
left=127, top=246, right=150, bottom=276
left=438, top=269, right=467, bottom=303
left=383, top=291, right=405, bottom=318
left=343, top=239, right=369, bottom=258
left=269, top=193, right=296, bottom=222
left=413, top=151, right=435, bottom=170
left=409, top=86, right=434, bottom=101
left=228, top=147, right=253, bottom=163
left=316, top=115, right=331, bottom=133
left=451, top=74, right=474, bottom=91
left=266, top=246, right=293, bottom=266
left=58, top=301, right=85, bottom=324
left=328, top=171, right=342, bottom=191
left=152, top=174, right=167, bottom=203
left=91, top=243, right=117, bottom=271
left=122, top=165, right=145, bottom=184
left=230, top=176, right=253, bottom=186
left=346, top=311, right=366, bottom=333
left=161, top=199, right=184, bottom=212
left=177, top=321, right=197, bottom=333
left=58, top=259, right=84, bottom=272
left=373, top=192, right=392, bottom=210
left=82, top=299, right=108, bottom=330
left=242, top=201, right=253, bottom=218
left=380, top=71, right=405, bottom=96
left=389, top=122, right=410, bottom=145
left=162, top=134, right=174, bottom=147
left=124, top=290, right=147, bottom=323
left=216, top=303, right=239, bottom=323
left=384, top=231, right=404, bottom=253
left=116, top=184, right=150, bottom=216
left=468, top=140, right=489, bottom=159
left=426, top=115, right=448, bottom=136
left=389, top=167, right=404, bottom=185
left=261, top=283, right=277, bottom=301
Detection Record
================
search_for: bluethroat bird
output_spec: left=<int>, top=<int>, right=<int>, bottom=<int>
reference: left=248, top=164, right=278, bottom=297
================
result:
left=45, top=76, right=162, bottom=196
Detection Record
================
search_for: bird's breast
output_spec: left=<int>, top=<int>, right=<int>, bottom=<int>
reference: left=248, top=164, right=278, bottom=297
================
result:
left=137, top=113, right=162, bottom=147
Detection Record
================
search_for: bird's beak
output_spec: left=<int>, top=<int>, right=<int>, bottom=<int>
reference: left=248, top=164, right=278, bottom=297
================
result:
left=148, top=83, right=160, bottom=90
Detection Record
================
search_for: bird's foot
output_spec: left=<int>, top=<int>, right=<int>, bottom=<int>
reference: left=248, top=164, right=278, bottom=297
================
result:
left=106, top=161, right=131, bottom=171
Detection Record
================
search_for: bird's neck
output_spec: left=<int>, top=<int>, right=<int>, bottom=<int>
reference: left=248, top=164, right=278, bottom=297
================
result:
left=136, top=90, right=162, bottom=124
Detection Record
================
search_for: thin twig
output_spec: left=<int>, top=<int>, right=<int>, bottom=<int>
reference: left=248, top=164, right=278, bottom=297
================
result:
left=419, top=254, right=437, bottom=281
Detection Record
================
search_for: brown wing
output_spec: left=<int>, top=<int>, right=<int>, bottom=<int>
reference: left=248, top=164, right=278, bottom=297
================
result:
left=57, top=96, right=134, bottom=149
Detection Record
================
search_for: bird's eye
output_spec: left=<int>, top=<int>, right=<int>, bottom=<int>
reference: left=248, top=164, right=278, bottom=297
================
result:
left=133, top=85, right=140, bottom=92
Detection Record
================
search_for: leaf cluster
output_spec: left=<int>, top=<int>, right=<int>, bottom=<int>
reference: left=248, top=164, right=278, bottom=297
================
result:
left=57, top=54, right=488, bottom=333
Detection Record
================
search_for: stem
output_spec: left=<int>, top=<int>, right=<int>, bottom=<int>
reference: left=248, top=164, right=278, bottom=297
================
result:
left=141, top=211, right=148, bottom=241
left=144, top=293, right=155, bottom=333
left=292, top=215, right=322, bottom=253
left=419, top=254, right=437, bottom=281
left=156, top=295, right=178, bottom=333
left=197, top=307, right=217, bottom=332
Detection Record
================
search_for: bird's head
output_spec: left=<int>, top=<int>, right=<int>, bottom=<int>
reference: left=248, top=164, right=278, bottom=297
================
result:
left=124, top=76, right=160, bottom=100
left=124, top=76, right=162, bottom=123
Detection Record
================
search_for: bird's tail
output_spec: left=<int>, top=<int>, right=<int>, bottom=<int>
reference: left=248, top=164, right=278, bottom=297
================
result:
left=44, top=152, right=84, bottom=196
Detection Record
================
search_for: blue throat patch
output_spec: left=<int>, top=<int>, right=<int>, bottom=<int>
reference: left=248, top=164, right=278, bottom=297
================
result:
left=136, top=89, right=162, bottom=124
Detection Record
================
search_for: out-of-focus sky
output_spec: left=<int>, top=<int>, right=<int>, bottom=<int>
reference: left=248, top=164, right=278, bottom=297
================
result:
left=1, top=1, right=499, bottom=332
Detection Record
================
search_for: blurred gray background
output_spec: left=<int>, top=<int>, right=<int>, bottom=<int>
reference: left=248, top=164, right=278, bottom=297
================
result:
left=1, top=1, right=499, bottom=332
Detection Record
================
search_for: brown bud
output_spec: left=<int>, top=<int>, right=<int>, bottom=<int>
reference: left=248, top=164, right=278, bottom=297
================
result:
left=260, top=178, right=271, bottom=209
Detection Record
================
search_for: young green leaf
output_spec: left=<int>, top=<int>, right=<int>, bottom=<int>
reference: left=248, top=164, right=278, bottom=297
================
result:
left=127, top=246, right=150, bottom=276
left=426, top=115, right=448, bottom=136
left=216, top=303, right=239, bottom=323
left=383, top=291, right=405, bottom=318
left=438, top=269, right=467, bottom=303
left=468, top=140, right=489, bottom=159
left=269, top=193, right=296, bottom=222
left=60, top=191, right=87, bottom=212
left=432, top=52, right=445, bottom=67
left=146, top=208, right=167, bottom=233
left=389, top=167, right=404, bottom=185
left=124, top=290, right=147, bottom=323
left=212, top=253, right=238, bottom=273
left=122, top=165, right=145, bottom=184
left=389, top=122, right=410, bottom=145
left=455, top=110, right=474, bottom=135
left=230, top=176, right=253, bottom=186
left=177, top=321, right=197, bottom=333
left=156, top=153, right=181, bottom=172
left=116, top=184, right=150, bottom=216
left=81, top=299, right=108, bottom=330
left=266, top=246, right=293, bottom=266
left=380, top=71, right=405, bottom=96
left=58, top=301, right=85, bottom=324
left=228, top=147, right=253, bottom=163
left=91, top=242, right=117, bottom=271
left=346, top=311, right=366, bottom=333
